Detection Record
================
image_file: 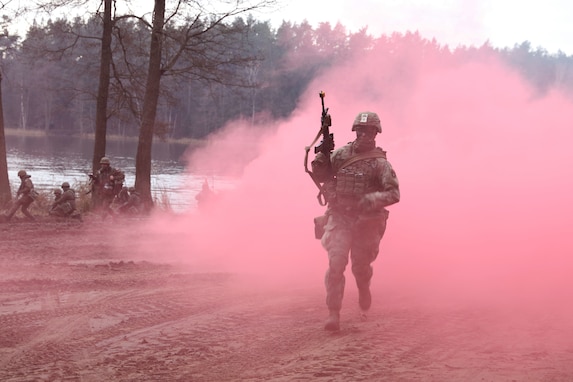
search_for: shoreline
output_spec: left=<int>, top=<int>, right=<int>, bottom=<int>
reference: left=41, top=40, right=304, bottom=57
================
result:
left=4, top=127, right=204, bottom=147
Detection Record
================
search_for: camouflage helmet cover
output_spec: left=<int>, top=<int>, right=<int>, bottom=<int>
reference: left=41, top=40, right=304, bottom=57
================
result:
left=351, top=111, right=382, bottom=133
left=17, top=169, right=27, bottom=177
left=100, top=156, right=111, bottom=165
left=61, top=182, right=70, bottom=188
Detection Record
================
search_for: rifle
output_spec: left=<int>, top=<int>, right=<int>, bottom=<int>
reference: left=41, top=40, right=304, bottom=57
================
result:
left=304, top=91, right=335, bottom=206
left=85, top=173, right=96, bottom=195
left=315, top=91, right=334, bottom=164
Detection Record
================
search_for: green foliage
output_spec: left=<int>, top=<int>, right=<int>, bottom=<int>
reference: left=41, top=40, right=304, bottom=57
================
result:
left=28, top=189, right=53, bottom=216
left=74, top=182, right=93, bottom=213
left=152, top=186, right=173, bottom=213
left=1, top=14, right=573, bottom=139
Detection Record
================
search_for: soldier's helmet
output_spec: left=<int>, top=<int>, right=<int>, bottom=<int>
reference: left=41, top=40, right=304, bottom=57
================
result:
left=100, top=157, right=111, bottom=165
left=61, top=182, right=70, bottom=188
left=351, top=111, right=382, bottom=133
left=17, top=169, right=27, bottom=177
left=53, top=188, right=62, bottom=195
left=128, top=187, right=136, bottom=193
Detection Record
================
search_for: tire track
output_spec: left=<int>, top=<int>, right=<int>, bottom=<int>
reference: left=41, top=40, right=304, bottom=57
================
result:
left=0, top=263, right=236, bottom=381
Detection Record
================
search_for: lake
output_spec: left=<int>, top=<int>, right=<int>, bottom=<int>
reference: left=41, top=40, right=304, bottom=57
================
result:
left=4, top=134, right=235, bottom=212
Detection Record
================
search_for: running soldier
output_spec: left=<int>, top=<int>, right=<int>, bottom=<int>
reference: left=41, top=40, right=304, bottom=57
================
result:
left=4, top=170, right=38, bottom=222
left=311, top=111, right=400, bottom=331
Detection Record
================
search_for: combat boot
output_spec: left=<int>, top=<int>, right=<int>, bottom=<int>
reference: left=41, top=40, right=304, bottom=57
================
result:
left=324, top=310, right=340, bottom=331
left=358, top=286, right=371, bottom=311
left=4, top=210, right=15, bottom=221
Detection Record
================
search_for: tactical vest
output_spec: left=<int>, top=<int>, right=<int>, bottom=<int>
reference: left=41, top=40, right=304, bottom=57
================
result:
left=335, top=158, right=380, bottom=199
left=330, top=147, right=387, bottom=211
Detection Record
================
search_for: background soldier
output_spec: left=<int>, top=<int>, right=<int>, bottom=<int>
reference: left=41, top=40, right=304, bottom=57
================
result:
left=50, top=182, right=78, bottom=218
left=116, top=187, right=143, bottom=215
left=195, top=178, right=215, bottom=212
left=4, top=170, right=38, bottom=222
left=116, top=186, right=130, bottom=205
left=89, top=156, right=125, bottom=219
left=311, top=111, right=400, bottom=331
left=50, top=188, right=63, bottom=212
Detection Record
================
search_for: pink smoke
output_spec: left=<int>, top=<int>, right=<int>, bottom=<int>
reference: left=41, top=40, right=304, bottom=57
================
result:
left=131, top=43, right=573, bottom=319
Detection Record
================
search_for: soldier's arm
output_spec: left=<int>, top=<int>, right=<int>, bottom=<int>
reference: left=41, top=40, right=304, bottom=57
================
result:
left=311, top=152, right=333, bottom=183
left=360, top=160, right=400, bottom=210
left=61, top=192, right=72, bottom=203
left=380, top=161, right=400, bottom=206
left=51, top=195, right=61, bottom=208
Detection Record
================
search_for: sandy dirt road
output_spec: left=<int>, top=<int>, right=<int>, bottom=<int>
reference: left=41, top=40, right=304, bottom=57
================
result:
left=1, top=218, right=572, bottom=381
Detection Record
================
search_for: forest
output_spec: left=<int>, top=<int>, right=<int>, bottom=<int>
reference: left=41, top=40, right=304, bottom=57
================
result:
left=2, top=9, right=573, bottom=141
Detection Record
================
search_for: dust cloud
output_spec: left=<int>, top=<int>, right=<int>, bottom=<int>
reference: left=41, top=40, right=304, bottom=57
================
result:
left=133, top=46, right=573, bottom=321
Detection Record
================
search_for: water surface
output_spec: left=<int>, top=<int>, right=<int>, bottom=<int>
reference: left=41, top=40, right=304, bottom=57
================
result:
left=5, top=134, right=234, bottom=212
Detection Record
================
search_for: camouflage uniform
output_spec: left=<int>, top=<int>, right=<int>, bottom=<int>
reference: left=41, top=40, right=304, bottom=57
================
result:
left=312, top=111, right=400, bottom=330
left=5, top=170, right=37, bottom=221
left=116, top=186, right=130, bottom=205
left=50, top=188, right=63, bottom=213
left=117, top=187, right=143, bottom=215
left=91, top=157, right=124, bottom=218
left=50, top=183, right=77, bottom=217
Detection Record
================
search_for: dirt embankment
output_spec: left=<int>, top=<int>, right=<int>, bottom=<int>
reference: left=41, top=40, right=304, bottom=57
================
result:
left=1, top=218, right=572, bottom=381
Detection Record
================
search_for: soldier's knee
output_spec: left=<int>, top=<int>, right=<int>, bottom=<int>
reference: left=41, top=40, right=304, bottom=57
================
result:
left=328, top=255, right=348, bottom=275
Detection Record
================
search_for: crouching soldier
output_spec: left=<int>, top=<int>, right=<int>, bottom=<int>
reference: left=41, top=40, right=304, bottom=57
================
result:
left=50, top=188, right=63, bottom=212
left=116, top=187, right=143, bottom=215
left=50, top=182, right=82, bottom=221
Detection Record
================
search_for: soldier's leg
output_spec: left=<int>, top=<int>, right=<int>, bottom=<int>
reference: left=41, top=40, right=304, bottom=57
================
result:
left=21, top=199, right=35, bottom=221
left=49, top=206, right=65, bottom=217
left=351, top=219, right=386, bottom=311
left=5, top=199, right=23, bottom=220
left=61, top=203, right=74, bottom=217
left=321, top=217, right=352, bottom=330
left=350, top=245, right=378, bottom=311
left=101, top=197, right=115, bottom=219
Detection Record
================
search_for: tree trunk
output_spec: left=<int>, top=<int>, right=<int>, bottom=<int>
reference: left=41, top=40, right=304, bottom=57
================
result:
left=91, top=0, right=113, bottom=206
left=19, top=76, right=27, bottom=130
left=0, top=73, right=12, bottom=207
left=135, top=0, right=165, bottom=209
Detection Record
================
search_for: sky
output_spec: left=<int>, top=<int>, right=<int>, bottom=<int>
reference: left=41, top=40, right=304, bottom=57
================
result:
left=256, top=0, right=573, bottom=55
left=8, top=0, right=572, bottom=55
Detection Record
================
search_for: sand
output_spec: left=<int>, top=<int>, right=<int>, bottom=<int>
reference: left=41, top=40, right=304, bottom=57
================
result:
left=1, top=217, right=572, bottom=381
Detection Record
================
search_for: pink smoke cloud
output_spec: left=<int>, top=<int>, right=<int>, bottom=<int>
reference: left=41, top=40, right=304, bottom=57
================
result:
left=131, top=43, right=573, bottom=321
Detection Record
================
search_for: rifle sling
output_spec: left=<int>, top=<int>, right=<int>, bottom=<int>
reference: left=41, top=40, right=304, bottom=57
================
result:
left=339, top=150, right=387, bottom=170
